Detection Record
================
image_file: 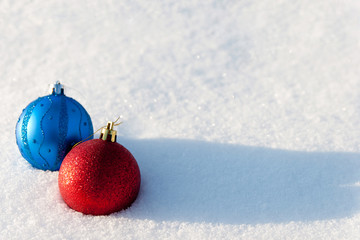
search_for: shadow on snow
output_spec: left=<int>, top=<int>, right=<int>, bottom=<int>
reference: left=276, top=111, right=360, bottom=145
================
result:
left=113, top=137, right=360, bottom=225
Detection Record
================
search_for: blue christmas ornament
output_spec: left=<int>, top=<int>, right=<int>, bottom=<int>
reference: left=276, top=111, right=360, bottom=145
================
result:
left=15, top=81, right=94, bottom=171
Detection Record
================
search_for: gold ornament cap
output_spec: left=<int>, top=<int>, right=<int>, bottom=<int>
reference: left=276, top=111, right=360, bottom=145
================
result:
left=72, top=117, right=122, bottom=149
left=100, top=121, right=118, bottom=142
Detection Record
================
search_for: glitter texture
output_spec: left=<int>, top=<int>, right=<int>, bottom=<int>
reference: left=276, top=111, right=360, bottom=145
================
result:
left=17, top=98, right=42, bottom=168
left=38, top=97, right=53, bottom=168
left=58, top=139, right=141, bottom=215
left=56, top=95, right=68, bottom=167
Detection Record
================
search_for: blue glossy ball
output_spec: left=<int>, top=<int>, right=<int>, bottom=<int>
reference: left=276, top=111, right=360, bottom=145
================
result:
left=15, top=91, right=94, bottom=171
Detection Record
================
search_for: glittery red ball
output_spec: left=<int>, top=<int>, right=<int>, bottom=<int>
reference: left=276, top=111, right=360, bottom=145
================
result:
left=58, top=139, right=141, bottom=215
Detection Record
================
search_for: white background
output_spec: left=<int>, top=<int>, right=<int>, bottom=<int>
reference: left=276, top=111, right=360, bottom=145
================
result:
left=1, top=1, right=360, bottom=239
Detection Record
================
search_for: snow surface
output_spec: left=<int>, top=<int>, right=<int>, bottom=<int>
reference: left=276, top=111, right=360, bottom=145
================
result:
left=1, top=0, right=360, bottom=239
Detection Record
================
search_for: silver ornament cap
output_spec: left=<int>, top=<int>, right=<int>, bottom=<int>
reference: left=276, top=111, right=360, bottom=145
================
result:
left=50, top=81, right=64, bottom=95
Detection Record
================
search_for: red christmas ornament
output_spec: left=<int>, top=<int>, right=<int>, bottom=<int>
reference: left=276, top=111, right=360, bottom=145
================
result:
left=58, top=121, right=141, bottom=215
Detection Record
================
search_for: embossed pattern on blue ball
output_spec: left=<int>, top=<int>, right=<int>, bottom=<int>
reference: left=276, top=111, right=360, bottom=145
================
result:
left=15, top=92, right=93, bottom=171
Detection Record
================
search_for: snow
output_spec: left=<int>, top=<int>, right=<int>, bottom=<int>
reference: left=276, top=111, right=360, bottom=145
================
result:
left=1, top=0, right=360, bottom=239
